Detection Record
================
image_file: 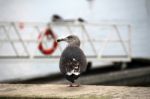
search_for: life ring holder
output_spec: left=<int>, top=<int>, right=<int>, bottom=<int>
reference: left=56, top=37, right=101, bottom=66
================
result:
left=38, top=27, right=58, bottom=55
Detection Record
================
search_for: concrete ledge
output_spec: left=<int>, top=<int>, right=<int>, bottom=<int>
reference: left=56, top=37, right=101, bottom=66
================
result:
left=0, top=84, right=150, bottom=99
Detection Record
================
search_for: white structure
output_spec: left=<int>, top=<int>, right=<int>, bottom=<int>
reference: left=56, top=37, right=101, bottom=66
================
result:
left=0, top=21, right=132, bottom=62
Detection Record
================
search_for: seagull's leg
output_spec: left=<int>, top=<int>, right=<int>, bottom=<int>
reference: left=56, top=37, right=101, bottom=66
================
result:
left=69, top=81, right=77, bottom=87
left=74, top=80, right=80, bottom=87
left=69, top=81, right=80, bottom=87
left=69, top=82, right=73, bottom=87
left=76, top=82, right=80, bottom=87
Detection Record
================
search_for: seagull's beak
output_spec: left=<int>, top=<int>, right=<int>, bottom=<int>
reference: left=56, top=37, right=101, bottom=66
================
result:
left=57, top=38, right=67, bottom=42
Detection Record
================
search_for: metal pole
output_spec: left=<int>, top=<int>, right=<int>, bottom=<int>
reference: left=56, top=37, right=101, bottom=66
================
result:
left=12, top=22, right=30, bottom=57
left=97, top=31, right=111, bottom=59
left=128, top=25, right=132, bottom=59
left=114, top=25, right=128, bottom=56
left=2, top=25, right=19, bottom=56
left=80, top=23, right=97, bottom=55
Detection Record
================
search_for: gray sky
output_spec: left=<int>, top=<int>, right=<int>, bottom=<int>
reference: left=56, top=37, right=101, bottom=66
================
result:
left=0, top=0, right=148, bottom=22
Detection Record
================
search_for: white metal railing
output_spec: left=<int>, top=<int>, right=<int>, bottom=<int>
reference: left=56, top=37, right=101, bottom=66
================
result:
left=0, top=21, right=132, bottom=62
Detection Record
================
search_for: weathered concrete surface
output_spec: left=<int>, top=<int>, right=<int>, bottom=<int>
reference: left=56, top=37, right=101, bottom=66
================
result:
left=0, top=84, right=150, bottom=99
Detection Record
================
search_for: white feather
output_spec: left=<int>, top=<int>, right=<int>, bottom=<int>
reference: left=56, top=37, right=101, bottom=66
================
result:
left=73, top=58, right=76, bottom=61
left=66, top=69, right=80, bottom=76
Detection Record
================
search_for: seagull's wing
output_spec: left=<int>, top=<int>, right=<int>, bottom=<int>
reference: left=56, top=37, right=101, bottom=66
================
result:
left=59, top=46, right=87, bottom=75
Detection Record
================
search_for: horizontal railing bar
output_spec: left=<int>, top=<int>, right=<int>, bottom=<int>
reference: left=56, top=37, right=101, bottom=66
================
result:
left=0, top=39, right=130, bottom=43
left=0, top=21, right=131, bottom=27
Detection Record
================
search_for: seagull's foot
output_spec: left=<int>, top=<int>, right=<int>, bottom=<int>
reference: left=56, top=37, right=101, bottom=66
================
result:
left=69, top=83, right=80, bottom=87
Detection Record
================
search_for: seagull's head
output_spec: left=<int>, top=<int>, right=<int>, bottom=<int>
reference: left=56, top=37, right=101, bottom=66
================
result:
left=57, top=35, right=80, bottom=47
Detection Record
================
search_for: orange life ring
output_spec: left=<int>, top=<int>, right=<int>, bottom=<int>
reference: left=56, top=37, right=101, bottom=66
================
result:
left=38, top=28, right=58, bottom=55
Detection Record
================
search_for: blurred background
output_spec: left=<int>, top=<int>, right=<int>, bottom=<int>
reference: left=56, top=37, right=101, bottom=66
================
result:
left=0, top=0, right=150, bottom=86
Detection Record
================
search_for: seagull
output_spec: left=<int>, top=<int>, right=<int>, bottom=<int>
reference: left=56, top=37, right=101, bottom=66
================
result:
left=57, top=35, right=87, bottom=87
